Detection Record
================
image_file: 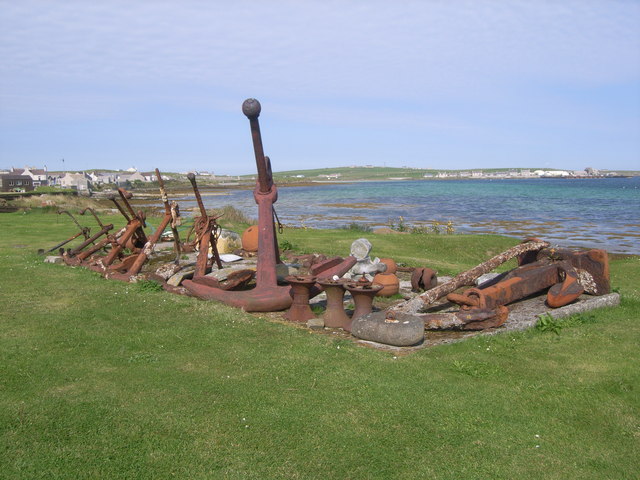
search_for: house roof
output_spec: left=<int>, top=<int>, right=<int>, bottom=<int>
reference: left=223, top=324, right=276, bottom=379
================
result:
left=1, top=174, right=32, bottom=180
left=11, top=168, right=46, bottom=175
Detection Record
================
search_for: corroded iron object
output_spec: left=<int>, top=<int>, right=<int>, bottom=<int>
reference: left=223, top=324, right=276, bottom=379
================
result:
left=317, top=278, right=350, bottom=329
left=184, top=99, right=357, bottom=312
left=96, top=189, right=148, bottom=268
left=187, top=172, right=223, bottom=275
left=42, top=210, right=91, bottom=254
left=155, top=168, right=182, bottom=263
left=373, top=272, right=399, bottom=296
left=536, top=248, right=610, bottom=295
left=284, top=275, right=317, bottom=322
left=345, top=281, right=383, bottom=326
left=393, top=239, right=550, bottom=314
left=546, top=266, right=584, bottom=308
left=447, top=261, right=565, bottom=309
left=411, top=267, right=437, bottom=292
left=420, top=306, right=509, bottom=330
left=446, top=246, right=609, bottom=311
left=183, top=98, right=293, bottom=311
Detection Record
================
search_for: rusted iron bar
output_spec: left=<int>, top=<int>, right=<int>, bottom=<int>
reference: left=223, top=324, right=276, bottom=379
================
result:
left=187, top=172, right=223, bottom=274
left=76, top=227, right=126, bottom=261
left=117, top=188, right=138, bottom=220
left=101, top=217, right=145, bottom=267
left=80, top=207, right=106, bottom=229
left=58, top=210, right=90, bottom=239
left=155, top=168, right=182, bottom=262
left=42, top=210, right=92, bottom=254
left=43, top=230, right=85, bottom=254
left=68, top=223, right=114, bottom=256
left=64, top=207, right=114, bottom=256
left=108, top=194, right=130, bottom=222
left=242, top=98, right=271, bottom=194
left=391, top=239, right=550, bottom=314
left=419, top=306, right=509, bottom=331
left=113, top=169, right=186, bottom=278
left=447, top=261, right=566, bottom=309
left=126, top=215, right=173, bottom=276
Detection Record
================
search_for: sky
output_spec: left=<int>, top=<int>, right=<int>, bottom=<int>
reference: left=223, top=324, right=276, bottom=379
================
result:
left=1, top=1, right=639, bottom=175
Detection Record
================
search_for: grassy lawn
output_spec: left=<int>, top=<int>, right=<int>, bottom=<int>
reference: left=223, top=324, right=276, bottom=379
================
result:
left=1, top=209, right=638, bottom=479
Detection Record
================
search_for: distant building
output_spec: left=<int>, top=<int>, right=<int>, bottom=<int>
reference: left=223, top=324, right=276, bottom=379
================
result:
left=1, top=174, right=34, bottom=192
left=10, top=166, right=48, bottom=187
left=88, top=172, right=117, bottom=185
left=116, top=171, right=147, bottom=185
left=59, top=172, right=91, bottom=192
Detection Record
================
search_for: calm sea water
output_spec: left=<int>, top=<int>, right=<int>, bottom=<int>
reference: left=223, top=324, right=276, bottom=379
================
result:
left=180, top=177, right=640, bottom=254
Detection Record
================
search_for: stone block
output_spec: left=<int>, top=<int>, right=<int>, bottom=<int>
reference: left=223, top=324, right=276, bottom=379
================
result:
left=351, top=311, right=424, bottom=346
left=307, top=317, right=325, bottom=330
left=167, top=267, right=196, bottom=286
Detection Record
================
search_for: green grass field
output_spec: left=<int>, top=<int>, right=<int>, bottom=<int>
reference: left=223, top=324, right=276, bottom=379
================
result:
left=1, top=209, right=638, bottom=479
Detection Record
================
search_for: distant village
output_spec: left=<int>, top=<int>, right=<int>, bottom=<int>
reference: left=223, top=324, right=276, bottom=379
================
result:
left=0, top=167, right=236, bottom=194
left=421, top=167, right=625, bottom=179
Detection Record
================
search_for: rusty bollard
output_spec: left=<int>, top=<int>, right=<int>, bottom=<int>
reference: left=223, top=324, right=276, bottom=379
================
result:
left=284, top=275, right=317, bottom=323
left=345, top=281, right=383, bottom=329
left=317, top=278, right=351, bottom=330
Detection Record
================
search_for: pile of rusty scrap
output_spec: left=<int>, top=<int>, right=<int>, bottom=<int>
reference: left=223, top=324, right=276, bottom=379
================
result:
left=340, top=238, right=614, bottom=346
left=41, top=98, right=614, bottom=348
left=52, top=168, right=184, bottom=284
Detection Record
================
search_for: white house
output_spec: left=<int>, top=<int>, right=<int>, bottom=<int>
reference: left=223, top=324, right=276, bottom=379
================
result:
left=59, top=172, right=91, bottom=192
left=11, top=166, right=48, bottom=187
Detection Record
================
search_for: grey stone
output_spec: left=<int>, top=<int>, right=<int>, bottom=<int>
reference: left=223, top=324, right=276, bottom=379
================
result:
left=167, top=267, right=196, bottom=286
left=155, top=263, right=183, bottom=280
left=205, top=265, right=256, bottom=282
left=276, top=263, right=300, bottom=282
left=350, top=238, right=372, bottom=260
left=351, top=312, right=424, bottom=346
left=307, top=317, right=325, bottom=330
left=348, top=238, right=387, bottom=280
left=44, top=255, right=64, bottom=264
left=217, top=229, right=242, bottom=254
left=476, top=273, right=502, bottom=287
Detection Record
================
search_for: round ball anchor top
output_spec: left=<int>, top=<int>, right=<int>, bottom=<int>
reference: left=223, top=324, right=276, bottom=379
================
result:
left=242, top=98, right=261, bottom=118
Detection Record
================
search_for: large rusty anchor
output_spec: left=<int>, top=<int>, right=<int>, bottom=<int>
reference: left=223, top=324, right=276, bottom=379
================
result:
left=183, top=98, right=355, bottom=311
left=447, top=247, right=610, bottom=310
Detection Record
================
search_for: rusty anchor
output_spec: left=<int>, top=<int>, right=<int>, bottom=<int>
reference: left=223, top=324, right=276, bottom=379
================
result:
left=94, top=188, right=147, bottom=271
left=187, top=172, right=223, bottom=275
left=447, top=247, right=610, bottom=310
left=65, top=208, right=115, bottom=257
left=183, top=98, right=355, bottom=311
left=40, top=210, right=92, bottom=255
left=107, top=170, right=184, bottom=281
